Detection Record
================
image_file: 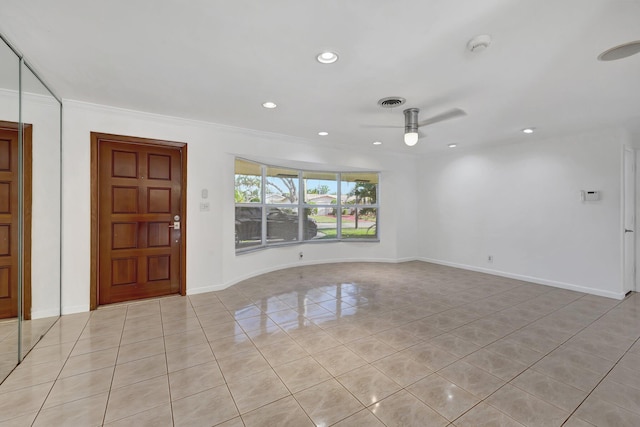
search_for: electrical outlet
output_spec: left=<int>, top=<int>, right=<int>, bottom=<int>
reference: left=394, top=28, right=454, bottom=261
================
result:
left=299, top=252, right=304, bottom=260
left=487, top=255, right=493, bottom=263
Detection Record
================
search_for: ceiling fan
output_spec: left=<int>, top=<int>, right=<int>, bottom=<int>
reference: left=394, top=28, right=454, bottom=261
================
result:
left=365, top=103, right=467, bottom=146
left=401, top=107, right=466, bottom=146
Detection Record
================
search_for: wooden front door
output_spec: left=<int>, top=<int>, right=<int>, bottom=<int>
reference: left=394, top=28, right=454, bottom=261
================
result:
left=93, top=133, right=186, bottom=306
left=0, top=123, right=31, bottom=319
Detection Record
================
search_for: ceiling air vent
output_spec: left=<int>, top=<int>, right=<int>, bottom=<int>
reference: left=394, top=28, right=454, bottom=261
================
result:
left=377, top=97, right=406, bottom=108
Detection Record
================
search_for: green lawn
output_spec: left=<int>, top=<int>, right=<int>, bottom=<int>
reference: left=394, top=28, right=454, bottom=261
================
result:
left=316, top=227, right=377, bottom=239
left=311, top=215, right=376, bottom=224
left=310, top=215, right=338, bottom=223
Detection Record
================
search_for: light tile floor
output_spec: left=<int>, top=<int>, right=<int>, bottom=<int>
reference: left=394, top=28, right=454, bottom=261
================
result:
left=1, top=316, right=59, bottom=384
left=0, top=261, right=639, bottom=426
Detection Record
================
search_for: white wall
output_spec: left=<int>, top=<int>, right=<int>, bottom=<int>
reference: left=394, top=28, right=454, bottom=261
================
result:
left=61, top=101, right=418, bottom=314
left=418, top=129, right=628, bottom=299
left=24, top=94, right=62, bottom=318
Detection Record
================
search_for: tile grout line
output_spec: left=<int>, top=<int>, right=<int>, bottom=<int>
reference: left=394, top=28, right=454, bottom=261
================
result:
left=466, top=293, right=630, bottom=426
left=559, top=326, right=640, bottom=425
left=28, top=314, right=91, bottom=426
left=197, top=294, right=245, bottom=426
left=160, top=300, right=175, bottom=427
left=99, top=305, right=128, bottom=426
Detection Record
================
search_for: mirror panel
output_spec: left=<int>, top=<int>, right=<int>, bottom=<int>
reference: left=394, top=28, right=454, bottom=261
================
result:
left=19, top=62, right=62, bottom=357
left=0, top=37, right=20, bottom=383
left=0, top=35, right=62, bottom=384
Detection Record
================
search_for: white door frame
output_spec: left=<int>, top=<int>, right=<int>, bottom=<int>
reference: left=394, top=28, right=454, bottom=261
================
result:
left=622, top=146, right=636, bottom=294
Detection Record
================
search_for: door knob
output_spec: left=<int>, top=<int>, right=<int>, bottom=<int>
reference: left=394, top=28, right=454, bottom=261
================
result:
left=625, top=229, right=634, bottom=233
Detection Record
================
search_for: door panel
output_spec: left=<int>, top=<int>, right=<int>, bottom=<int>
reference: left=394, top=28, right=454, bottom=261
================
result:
left=0, top=124, right=32, bottom=320
left=0, top=129, right=18, bottom=318
left=97, top=137, right=184, bottom=305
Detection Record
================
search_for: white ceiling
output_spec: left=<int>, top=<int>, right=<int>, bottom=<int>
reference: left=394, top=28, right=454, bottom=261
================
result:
left=1, top=0, right=639, bottom=153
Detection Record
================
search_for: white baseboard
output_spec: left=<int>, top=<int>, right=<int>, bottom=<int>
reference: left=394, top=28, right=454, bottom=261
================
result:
left=30, top=308, right=62, bottom=319
left=187, top=284, right=228, bottom=295
left=418, top=257, right=626, bottom=300
left=62, top=304, right=90, bottom=315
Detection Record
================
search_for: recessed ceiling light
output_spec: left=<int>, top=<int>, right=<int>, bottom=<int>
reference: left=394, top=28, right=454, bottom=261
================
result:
left=262, top=101, right=277, bottom=109
left=316, top=51, right=339, bottom=64
left=522, top=128, right=534, bottom=134
left=373, top=141, right=382, bottom=146
left=448, top=143, right=457, bottom=148
left=318, top=131, right=329, bottom=136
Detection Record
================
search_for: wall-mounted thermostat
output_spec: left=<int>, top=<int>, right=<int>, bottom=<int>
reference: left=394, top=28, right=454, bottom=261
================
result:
left=201, top=189, right=209, bottom=199
left=580, top=190, right=600, bottom=202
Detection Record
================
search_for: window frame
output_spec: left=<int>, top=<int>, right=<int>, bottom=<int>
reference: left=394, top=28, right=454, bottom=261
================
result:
left=235, top=158, right=380, bottom=253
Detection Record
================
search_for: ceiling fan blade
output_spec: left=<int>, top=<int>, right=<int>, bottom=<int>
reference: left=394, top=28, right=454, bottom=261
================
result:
left=418, top=108, right=466, bottom=127
left=361, top=124, right=403, bottom=129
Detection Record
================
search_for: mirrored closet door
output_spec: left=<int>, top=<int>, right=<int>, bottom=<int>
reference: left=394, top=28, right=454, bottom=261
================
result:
left=0, top=35, right=62, bottom=384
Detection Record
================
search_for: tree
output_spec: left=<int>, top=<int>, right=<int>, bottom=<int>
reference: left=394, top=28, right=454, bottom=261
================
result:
left=316, top=184, right=330, bottom=195
left=267, top=177, right=298, bottom=203
left=235, top=175, right=261, bottom=202
left=348, top=182, right=377, bottom=228
left=352, top=182, right=377, bottom=204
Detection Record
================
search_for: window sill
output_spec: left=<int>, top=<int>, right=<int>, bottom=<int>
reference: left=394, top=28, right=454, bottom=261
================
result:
left=235, top=238, right=380, bottom=255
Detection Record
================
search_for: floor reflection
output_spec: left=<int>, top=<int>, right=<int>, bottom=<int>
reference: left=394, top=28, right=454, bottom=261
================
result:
left=0, top=319, right=18, bottom=383
left=0, top=315, right=58, bottom=383
left=229, top=264, right=385, bottom=340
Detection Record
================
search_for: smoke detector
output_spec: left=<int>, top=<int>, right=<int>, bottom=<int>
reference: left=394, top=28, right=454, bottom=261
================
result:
left=467, top=35, right=492, bottom=52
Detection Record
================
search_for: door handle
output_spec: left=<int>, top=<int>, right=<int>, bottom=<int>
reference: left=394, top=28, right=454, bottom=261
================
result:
left=625, top=229, right=634, bottom=233
left=169, top=221, right=180, bottom=230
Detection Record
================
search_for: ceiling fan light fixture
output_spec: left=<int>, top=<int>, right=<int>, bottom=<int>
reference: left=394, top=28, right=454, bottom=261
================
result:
left=316, top=51, right=339, bottom=64
left=404, top=132, right=419, bottom=146
left=403, top=108, right=420, bottom=146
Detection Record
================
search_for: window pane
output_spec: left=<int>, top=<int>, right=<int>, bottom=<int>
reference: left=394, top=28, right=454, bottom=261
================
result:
left=306, top=207, right=337, bottom=240
left=302, top=208, right=319, bottom=241
left=341, top=208, right=377, bottom=239
left=341, top=173, right=378, bottom=205
left=235, top=159, right=262, bottom=203
left=303, top=171, right=337, bottom=204
left=266, top=167, right=299, bottom=204
left=266, top=207, right=299, bottom=243
left=235, top=206, right=262, bottom=249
